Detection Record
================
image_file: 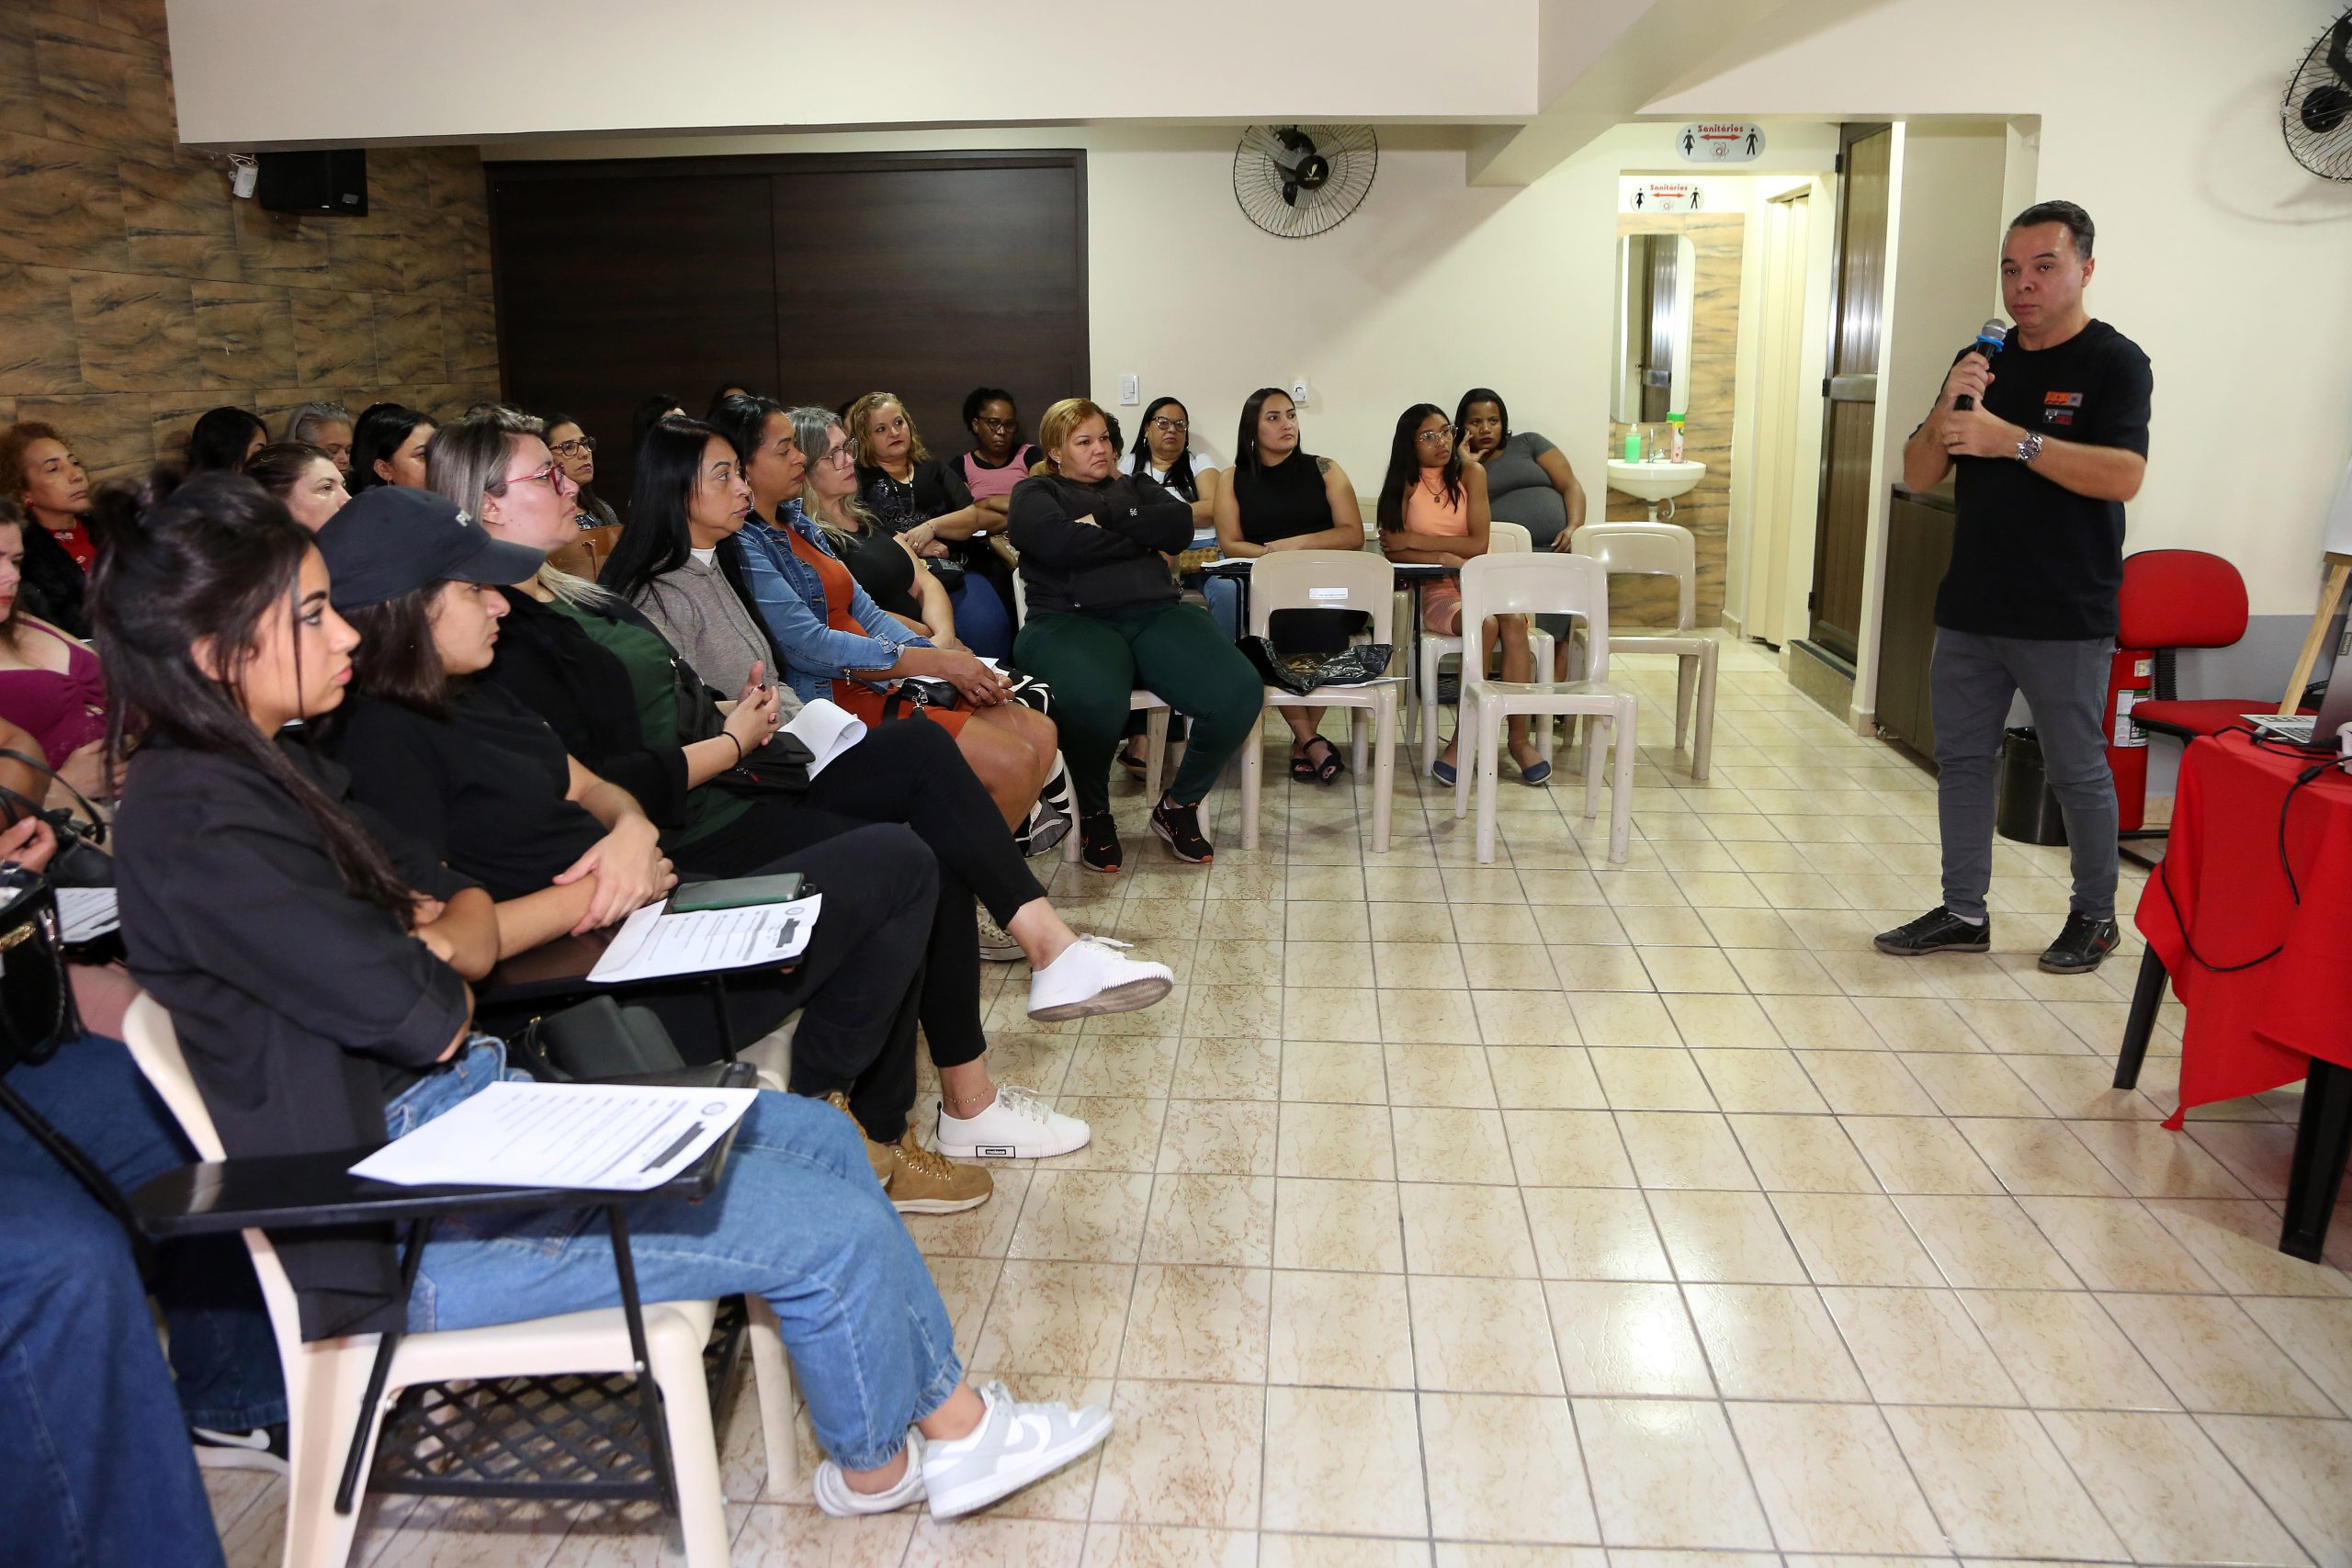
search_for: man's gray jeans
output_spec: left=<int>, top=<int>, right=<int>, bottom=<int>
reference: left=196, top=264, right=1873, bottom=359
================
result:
left=1929, top=629, right=2118, bottom=924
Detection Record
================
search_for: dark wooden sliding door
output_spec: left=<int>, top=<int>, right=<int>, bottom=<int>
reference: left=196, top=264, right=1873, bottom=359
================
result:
left=490, top=152, right=1089, bottom=501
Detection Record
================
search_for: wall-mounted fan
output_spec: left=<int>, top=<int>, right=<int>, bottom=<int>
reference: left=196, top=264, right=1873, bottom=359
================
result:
left=1233, top=125, right=1378, bottom=238
left=2282, top=8, right=2352, bottom=179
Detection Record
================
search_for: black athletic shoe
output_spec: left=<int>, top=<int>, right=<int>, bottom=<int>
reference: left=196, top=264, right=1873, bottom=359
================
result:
left=192, top=1422, right=289, bottom=1476
left=2039, top=912, right=2120, bottom=975
left=1873, top=907, right=1992, bottom=956
left=1079, top=809, right=1123, bottom=874
left=1150, top=795, right=1214, bottom=864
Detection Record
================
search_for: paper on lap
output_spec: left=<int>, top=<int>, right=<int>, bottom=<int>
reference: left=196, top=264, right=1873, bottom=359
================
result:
left=586, top=894, right=822, bottom=984
left=351, top=1081, right=758, bottom=1190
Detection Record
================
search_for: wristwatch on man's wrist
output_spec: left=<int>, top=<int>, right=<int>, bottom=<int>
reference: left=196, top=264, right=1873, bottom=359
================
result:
left=2014, top=431, right=2045, bottom=464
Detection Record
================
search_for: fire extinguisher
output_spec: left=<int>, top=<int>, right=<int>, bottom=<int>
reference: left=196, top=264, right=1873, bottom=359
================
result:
left=2106, top=645, right=2154, bottom=831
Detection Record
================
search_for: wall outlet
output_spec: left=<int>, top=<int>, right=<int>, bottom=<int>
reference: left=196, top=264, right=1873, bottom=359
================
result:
left=1290, top=378, right=1309, bottom=406
left=1118, top=374, right=1140, bottom=406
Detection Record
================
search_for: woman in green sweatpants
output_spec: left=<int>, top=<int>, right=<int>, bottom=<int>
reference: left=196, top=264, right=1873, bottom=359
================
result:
left=1010, top=398, right=1263, bottom=874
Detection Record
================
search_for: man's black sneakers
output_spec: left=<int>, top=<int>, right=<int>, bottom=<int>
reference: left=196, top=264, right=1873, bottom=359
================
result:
left=1874, top=907, right=1992, bottom=956
left=1079, top=810, right=1123, bottom=874
left=1150, top=795, right=1214, bottom=863
left=192, top=1423, right=289, bottom=1476
left=2039, top=912, right=2120, bottom=975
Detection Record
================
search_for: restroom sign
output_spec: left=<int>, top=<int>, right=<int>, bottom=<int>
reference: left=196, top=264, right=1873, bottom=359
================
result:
left=1632, top=182, right=1703, bottom=213
left=1677, top=122, right=1765, bottom=163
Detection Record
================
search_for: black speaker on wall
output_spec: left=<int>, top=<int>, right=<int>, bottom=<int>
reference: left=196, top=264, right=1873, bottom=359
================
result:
left=255, top=150, right=368, bottom=216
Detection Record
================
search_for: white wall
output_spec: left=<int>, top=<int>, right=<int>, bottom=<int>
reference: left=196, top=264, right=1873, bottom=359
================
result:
left=164, top=0, right=1542, bottom=147
left=1648, top=0, right=2352, bottom=619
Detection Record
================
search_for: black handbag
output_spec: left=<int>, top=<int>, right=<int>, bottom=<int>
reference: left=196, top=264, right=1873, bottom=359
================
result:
left=0, top=863, right=80, bottom=1070
left=508, top=996, right=684, bottom=1082
left=0, top=747, right=112, bottom=888
left=663, top=653, right=815, bottom=796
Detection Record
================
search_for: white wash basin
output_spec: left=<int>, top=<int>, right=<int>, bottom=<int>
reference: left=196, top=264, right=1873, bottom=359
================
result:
left=1604, top=458, right=1706, bottom=504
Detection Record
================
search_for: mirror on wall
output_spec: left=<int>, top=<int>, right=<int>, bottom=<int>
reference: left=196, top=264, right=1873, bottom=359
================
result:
left=1611, top=231, right=1697, bottom=426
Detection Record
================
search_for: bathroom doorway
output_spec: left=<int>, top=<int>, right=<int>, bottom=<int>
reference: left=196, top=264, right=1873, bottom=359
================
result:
left=1806, top=122, right=1893, bottom=664
left=1744, top=184, right=1814, bottom=649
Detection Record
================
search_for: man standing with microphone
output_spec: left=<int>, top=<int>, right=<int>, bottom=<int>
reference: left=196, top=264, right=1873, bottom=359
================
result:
left=1876, top=199, right=2154, bottom=975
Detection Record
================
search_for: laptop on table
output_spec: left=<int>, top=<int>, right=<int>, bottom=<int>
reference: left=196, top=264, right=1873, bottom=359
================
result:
left=2245, top=660, right=2352, bottom=751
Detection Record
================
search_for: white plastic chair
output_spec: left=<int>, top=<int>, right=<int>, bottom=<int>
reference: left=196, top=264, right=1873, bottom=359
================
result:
left=1061, top=691, right=1177, bottom=863
left=1453, top=554, right=1637, bottom=864
left=121, top=993, right=796, bottom=1568
left=1238, top=549, right=1402, bottom=853
left=1564, top=521, right=1717, bottom=782
left=1416, top=521, right=1555, bottom=775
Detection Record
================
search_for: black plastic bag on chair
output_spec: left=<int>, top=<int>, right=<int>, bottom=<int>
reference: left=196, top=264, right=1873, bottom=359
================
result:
left=1239, top=637, right=1396, bottom=697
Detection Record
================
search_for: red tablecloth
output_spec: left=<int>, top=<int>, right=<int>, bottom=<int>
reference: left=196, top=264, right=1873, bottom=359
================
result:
left=2133, top=732, right=2352, bottom=1124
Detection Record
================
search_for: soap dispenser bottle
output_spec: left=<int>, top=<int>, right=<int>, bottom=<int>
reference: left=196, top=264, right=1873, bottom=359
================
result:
left=1623, top=425, right=1643, bottom=463
left=1668, top=414, right=1685, bottom=463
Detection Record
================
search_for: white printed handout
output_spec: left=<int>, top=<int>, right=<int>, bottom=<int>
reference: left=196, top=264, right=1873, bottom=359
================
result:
left=350, top=1080, right=758, bottom=1190
left=780, top=698, right=865, bottom=778
left=586, top=894, right=822, bottom=985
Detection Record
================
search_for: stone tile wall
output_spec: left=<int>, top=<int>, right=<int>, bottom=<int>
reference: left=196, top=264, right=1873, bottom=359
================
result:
left=0, top=3, right=498, bottom=486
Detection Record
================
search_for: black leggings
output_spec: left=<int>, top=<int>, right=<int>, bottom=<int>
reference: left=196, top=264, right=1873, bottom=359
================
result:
left=674, top=717, right=1044, bottom=1071
left=668, top=821, right=933, bottom=1143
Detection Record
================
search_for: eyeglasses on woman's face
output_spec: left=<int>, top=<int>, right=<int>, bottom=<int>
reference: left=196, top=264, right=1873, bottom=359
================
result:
left=819, top=441, right=856, bottom=467
left=1149, top=418, right=1188, bottom=434
left=548, top=435, right=596, bottom=457
left=496, top=460, right=563, bottom=491
left=974, top=416, right=1019, bottom=434
left=1415, top=423, right=1457, bottom=446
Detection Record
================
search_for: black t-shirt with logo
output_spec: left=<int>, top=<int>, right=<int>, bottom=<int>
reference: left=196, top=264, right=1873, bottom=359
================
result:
left=1931, top=319, right=2153, bottom=640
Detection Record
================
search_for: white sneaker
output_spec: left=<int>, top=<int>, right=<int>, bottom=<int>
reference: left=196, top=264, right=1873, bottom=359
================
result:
left=1025, top=935, right=1174, bottom=1022
left=977, top=906, right=1023, bottom=964
left=814, top=1430, right=926, bottom=1517
left=935, top=1084, right=1091, bottom=1159
left=921, top=1381, right=1114, bottom=1521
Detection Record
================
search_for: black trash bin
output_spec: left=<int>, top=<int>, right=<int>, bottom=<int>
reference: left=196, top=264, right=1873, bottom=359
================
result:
left=1996, top=726, right=2068, bottom=846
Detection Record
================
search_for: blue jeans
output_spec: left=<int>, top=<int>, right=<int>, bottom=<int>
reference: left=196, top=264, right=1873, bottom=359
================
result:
left=0, top=1034, right=283, bottom=1432
left=1, top=1037, right=255, bottom=1568
left=947, top=574, right=1014, bottom=660
left=1204, top=575, right=1242, bottom=642
left=390, top=1043, right=962, bottom=1471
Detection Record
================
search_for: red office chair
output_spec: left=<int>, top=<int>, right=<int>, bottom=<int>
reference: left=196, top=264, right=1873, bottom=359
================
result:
left=2114, top=549, right=2271, bottom=864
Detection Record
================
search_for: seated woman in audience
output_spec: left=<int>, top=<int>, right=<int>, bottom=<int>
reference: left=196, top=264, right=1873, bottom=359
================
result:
left=440, top=412, right=1159, bottom=1159
left=0, top=501, right=107, bottom=800
left=245, top=441, right=350, bottom=531
left=802, top=413, right=967, bottom=647
left=955, top=387, right=1041, bottom=513
left=349, top=402, right=436, bottom=492
left=544, top=413, right=620, bottom=529
left=1208, top=387, right=1365, bottom=784
left=848, top=391, right=1015, bottom=652
left=725, top=403, right=1057, bottom=830
left=96, top=470, right=1113, bottom=1521
left=281, top=400, right=355, bottom=478
left=1012, top=398, right=1261, bottom=872
left=1128, top=396, right=1221, bottom=525
left=0, top=421, right=95, bottom=637
left=184, top=407, right=268, bottom=474
left=1379, top=402, right=1547, bottom=784
left=1455, top=387, right=1585, bottom=549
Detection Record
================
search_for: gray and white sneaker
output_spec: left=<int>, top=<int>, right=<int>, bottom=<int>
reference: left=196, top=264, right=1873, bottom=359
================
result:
left=935, top=1084, right=1091, bottom=1160
left=813, top=1430, right=926, bottom=1517
left=977, top=906, right=1023, bottom=964
left=921, top=1380, right=1114, bottom=1520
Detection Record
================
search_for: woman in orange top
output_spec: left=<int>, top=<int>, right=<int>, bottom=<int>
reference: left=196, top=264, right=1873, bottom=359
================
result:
left=1376, top=403, right=1549, bottom=785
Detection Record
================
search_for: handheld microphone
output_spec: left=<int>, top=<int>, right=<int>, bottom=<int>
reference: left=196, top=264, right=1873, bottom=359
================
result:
left=1952, top=319, right=2007, bottom=412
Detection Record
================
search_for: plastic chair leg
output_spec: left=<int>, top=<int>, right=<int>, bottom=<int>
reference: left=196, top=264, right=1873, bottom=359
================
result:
left=1419, top=647, right=1442, bottom=778
left=744, top=1295, right=797, bottom=1495
left=1144, top=708, right=1170, bottom=805
left=1475, top=697, right=1504, bottom=864
left=1351, top=706, right=1369, bottom=776
left=1690, top=643, right=1718, bottom=784
left=1059, top=750, right=1080, bottom=865
left=1370, top=693, right=1397, bottom=853
left=279, top=1339, right=379, bottom=1568
left=1675, top=656, right=1696, bottom=753
left=648, top=1313, right=730, bottom=1566
left=1582, top=720, right=1602, bottom=821
left=1608, top=697, right=1637, bottom=864
left=1239, top=709, right=1266, bottom=851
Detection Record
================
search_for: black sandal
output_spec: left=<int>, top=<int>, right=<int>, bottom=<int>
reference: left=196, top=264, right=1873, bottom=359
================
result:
left=1288, top=747, right=1318, bottom=782
left=1301, top=736, right=1345, bottom=785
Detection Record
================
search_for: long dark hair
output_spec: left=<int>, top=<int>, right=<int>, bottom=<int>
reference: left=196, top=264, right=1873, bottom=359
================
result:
left=343, top=588, right=451, bottom=720
left=349, top=403, right=432, bottom=492
left=629, top=392, right=684, bottom=463
left=1234, top=387, right=1305, bottom=473
left=540, top=412, right=608, bottom=522
left=707, top=394, right=786, bottom=480
left=1126, top=396, right=1196, bottom=499
left=1454, top=387, right=1510, bottom=451
left=89, top=469, right=415, bottom=922
left=1376, top=403, right=1462, bottom=534
left=186, top=407, right=268, bottom=474
left=598, top=416, right=718, bottom=603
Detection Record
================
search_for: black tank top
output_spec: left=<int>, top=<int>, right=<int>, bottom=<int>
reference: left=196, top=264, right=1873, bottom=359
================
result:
left=1230, top=452, right=1332, bottom=546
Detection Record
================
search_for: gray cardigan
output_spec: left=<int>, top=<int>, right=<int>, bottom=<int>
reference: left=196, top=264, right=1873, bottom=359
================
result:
left=631, top=551, right=801, bottom=714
